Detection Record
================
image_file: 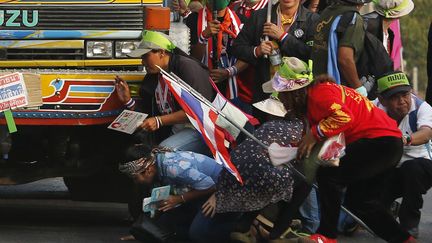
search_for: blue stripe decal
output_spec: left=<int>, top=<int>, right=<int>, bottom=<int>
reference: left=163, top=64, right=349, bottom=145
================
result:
left=69, top=86, right=114, bottom=93
left=0, top=30, right=141, bottom=40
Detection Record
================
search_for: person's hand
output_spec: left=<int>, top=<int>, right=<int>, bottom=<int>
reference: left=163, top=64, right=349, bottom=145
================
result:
left=114, top=75, right=131, bottom=105
left=159, top=195, right=183, bottom=212
left=297, top=131, right=317, bottom=160
left=202, top=193, right=216, bottom=218
left=139, top=117, right=159, bottom=132
left=210, top=68, right=229, bottom=83
left=263, top=22, right=285, bottom=40
left=256, top=41, right=274, bottom=57
left=172, top=0, right=188, bottom=15
left=202, top=20, right=221, bottom=38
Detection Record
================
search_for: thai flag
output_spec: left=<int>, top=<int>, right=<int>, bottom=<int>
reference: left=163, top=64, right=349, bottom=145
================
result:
left=161, top=73, right=258, bottom=184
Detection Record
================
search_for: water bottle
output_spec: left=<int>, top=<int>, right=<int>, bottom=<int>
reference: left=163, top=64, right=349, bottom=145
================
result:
left=269, top=47, right=282, bottom=66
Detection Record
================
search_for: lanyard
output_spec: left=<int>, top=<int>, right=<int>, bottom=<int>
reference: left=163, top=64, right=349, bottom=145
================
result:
left=155, top=75, right=174, bottom=115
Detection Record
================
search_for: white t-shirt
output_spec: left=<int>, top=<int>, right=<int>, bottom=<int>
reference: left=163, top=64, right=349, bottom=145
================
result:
left=374, top=95, right=432, bottom=166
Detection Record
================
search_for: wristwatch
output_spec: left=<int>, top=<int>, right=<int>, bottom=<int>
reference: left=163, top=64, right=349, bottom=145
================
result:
left=403, top=134, right=412, bottom=145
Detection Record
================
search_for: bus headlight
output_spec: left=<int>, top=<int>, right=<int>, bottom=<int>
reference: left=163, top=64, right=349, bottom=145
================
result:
left=115, top=41, right=140, bottom=58
left=86, top=41, right=113, bottom=58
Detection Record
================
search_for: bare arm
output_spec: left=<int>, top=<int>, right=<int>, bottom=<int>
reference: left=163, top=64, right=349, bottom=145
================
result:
left=159, top=187, right=215, bottom=212
left=159, top=110, right=188, bottom=126
left=235, top=59, right=249, bottom=73
left=139, top=110, right=188, bottom=132
left=409, top=126, right=432, bottom=146
left=338, top=46, right=362, bottom=89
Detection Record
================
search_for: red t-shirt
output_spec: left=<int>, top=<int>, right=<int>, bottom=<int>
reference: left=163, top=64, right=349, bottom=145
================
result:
left=307, top=82, right=401, bottom=144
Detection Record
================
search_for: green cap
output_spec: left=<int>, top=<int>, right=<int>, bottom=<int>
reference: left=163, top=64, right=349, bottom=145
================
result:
left=207, top=0, right=230, bottom=11
left=128, top=30, right=176, bottom=58
left=377, top=71, right=411, bottom=98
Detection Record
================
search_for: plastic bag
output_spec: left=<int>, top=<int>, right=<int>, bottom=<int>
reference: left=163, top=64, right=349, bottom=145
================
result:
left=268, top=142, right=298, bottom=166
left=317, top=133, right=346, bottom=167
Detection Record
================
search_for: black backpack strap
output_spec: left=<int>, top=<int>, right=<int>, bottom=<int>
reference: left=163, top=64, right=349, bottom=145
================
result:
left=336, top=11, right=357, bottom=39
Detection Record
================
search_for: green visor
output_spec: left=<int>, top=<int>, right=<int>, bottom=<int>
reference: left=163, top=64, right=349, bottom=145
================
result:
left=128, top=30, right=176, bottom=58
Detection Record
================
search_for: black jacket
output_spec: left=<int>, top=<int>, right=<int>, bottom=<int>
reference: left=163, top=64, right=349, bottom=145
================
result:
left=139, top=53, right=214, bottom=116
left=232, top=4, right=319, bottom=101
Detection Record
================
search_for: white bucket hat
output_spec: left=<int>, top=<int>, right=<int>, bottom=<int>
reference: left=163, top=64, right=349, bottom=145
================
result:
left=252, top=96, right=287, bottom=117
left=374, top=0, right=414, bottom=18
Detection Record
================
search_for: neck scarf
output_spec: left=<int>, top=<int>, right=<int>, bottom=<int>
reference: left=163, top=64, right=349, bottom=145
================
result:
left=197, top=6, right=242, bottom=69
left=238, top=0, right=268, bottom=18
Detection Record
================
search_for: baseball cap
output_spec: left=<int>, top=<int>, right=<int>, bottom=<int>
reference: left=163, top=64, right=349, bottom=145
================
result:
left=377, top=71, right=412, bottom=98
left=128, top=30, right=176, bottom=58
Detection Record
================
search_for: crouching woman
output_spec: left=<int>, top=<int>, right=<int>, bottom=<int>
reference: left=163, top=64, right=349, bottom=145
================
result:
left=119, top=144, right=222, bottom=242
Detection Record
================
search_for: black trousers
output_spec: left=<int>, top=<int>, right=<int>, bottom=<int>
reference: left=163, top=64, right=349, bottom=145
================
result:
left=316, top=136, right=411, bottom=242
left=382, top=157, right=432, bottom=230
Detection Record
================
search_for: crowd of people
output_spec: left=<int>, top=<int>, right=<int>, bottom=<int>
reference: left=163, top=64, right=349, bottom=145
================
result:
left=114, top=0, right=432, bottom=243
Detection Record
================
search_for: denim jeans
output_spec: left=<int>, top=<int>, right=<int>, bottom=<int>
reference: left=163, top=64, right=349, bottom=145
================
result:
left=159, top=127, right=210, bottom=155
left=189, top=210, right=242, bottom=243
left=299, top=187, right=320, bottom=234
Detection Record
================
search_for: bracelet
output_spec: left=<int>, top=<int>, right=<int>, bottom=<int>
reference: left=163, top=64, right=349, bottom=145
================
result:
left=154, top=117, right=160, bottom=129
left=316, top=125, right=326, bottom=140
left=404, top=134, right=412, bottom=145
left=225, top=66, right=239, bottom=77
left=125, top=98, right=135, bottom=109
left=199, top=32, right=209, bottom=44
left=279, top=32, right=288, bottom=42
left=253, top=46, right=259, bottom=58
left=156, top=116, right=164, bottom=127
left=181, top=194, right=186, bottom=203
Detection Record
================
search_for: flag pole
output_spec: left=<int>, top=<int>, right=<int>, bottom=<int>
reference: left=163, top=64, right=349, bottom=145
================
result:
left=157, top=67, right=377, bottom=237
left=263, top=0, right=272, bottom=59
left=159, top=67, right=269, bottom=149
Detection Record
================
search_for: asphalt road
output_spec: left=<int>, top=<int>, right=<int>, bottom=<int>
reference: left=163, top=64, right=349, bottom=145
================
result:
left=0, top=178, right=131, bottom=243
left=0, top=178, right=431, bottom=243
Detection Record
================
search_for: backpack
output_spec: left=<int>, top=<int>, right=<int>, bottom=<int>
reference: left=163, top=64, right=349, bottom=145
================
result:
left=337, top=11, right=394, bottom=100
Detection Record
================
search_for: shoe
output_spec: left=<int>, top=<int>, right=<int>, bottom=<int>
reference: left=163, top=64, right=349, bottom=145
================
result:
left=342, top=221, right=359, bottom=236
left=230, top=230, right=257, bottom=243
left=285, top=234, right=337, bottom=243
left=407, top=227, right=419, bottom=239
left=280, top=227, right=310, bottom=239
left=290, top=219, right=303, bottom=231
